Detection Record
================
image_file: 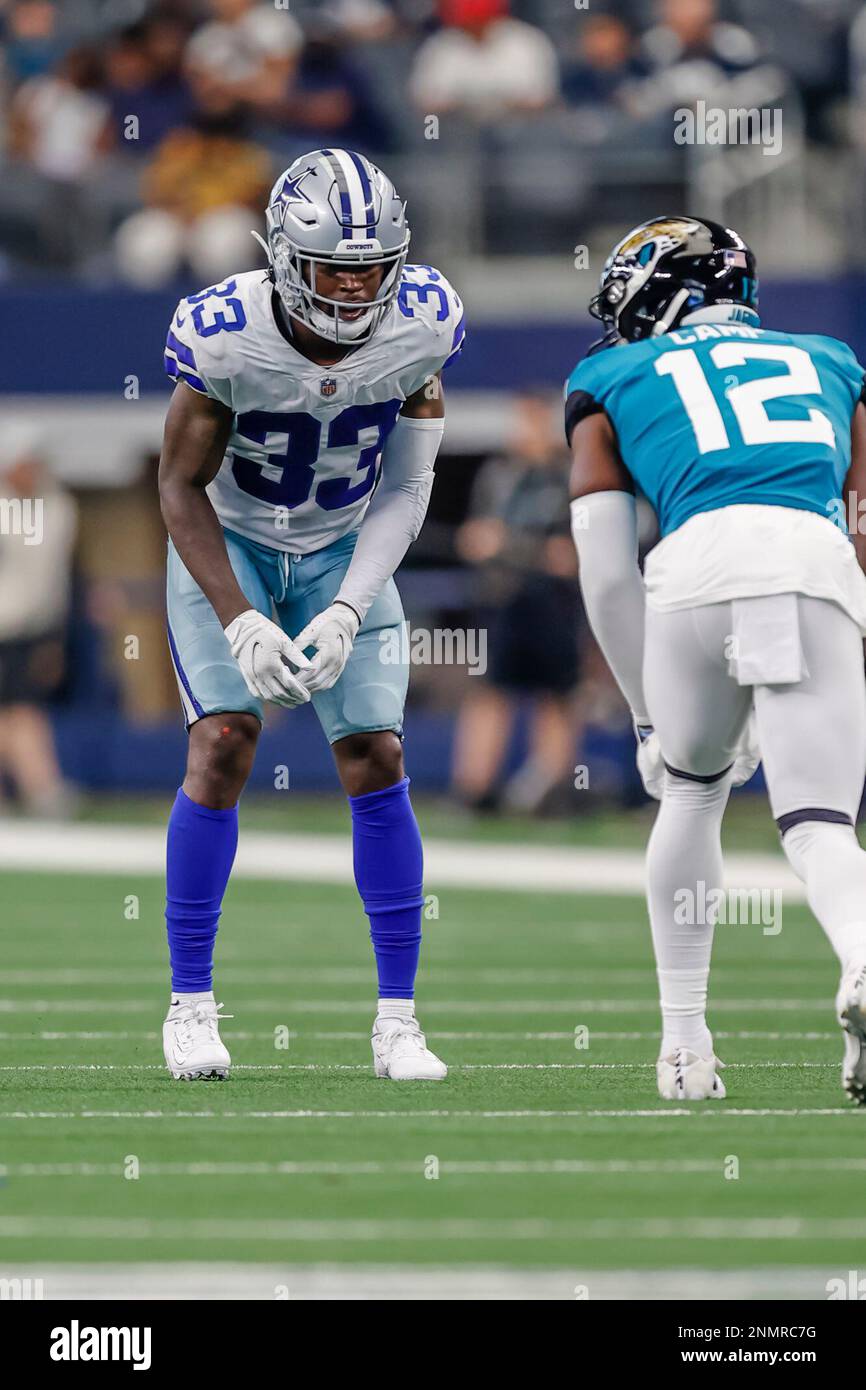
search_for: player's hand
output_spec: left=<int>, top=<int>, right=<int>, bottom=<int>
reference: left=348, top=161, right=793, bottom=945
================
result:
left=224, top=609, right=311, bottom=708
left=293, top=602, right=361, bottom=694
left=731, top=711, right=761, bottom=787
left=634, top=717, right=665, bottom=800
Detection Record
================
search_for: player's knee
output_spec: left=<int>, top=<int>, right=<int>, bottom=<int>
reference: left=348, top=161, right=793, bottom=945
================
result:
left=663, top=747, right=733, bottom=783
left=334, top=731, right=405, bottom=797
left=185, top=713, right=260, bottom=807
left=780, top=816, right=856, bottom=881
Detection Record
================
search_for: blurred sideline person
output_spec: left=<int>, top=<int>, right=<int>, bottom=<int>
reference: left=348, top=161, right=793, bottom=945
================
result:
left=0, top=422, right=78, bottom=817
left=159, top=149, right=464, bottom=1083
left=114, top=39, right=273, bottom=288
left=410, top=0, right=559, bottom=119
left=566, top=216, right=866, bottom=1105
left=452, top=390, right=583, bottom=814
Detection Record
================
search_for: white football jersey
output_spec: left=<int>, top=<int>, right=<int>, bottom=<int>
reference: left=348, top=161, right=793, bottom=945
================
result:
left=164, top=264, right=465, bottom=552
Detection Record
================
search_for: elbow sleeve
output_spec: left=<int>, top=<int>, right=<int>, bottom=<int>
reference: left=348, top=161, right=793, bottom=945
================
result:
left=570, top=490, right=650, bottom=724
left=335, top=414, right=445, bottom=620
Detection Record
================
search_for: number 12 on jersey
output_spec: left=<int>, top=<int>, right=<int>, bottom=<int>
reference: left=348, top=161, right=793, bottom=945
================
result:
left=656, top=344, right=836, bottom=454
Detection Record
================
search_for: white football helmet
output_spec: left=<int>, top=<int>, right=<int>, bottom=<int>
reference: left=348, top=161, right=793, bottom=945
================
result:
left=254, top=148, right=411, bottom=345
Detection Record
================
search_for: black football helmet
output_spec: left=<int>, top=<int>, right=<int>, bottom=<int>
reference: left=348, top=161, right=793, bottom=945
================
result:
left=588, top=216, right=758, bottom=350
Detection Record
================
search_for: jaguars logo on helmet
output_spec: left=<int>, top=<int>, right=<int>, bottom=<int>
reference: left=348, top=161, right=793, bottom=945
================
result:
left=588, top=216, right=759, bottom=351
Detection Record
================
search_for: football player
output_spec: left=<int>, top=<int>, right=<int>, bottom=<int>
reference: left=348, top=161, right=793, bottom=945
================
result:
left=159, top=149, right=464, bottom=1081
left=565, top=217, right=866, bottom=1101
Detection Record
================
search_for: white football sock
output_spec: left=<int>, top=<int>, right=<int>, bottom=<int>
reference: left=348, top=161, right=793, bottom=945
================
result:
left=782, top=821, right=866, bottom=969
left=377, top=998, right=415, bottom=1019
left=170, top=990, right=215, bottom=1006
left=647, top=773, right=730, bottom=1057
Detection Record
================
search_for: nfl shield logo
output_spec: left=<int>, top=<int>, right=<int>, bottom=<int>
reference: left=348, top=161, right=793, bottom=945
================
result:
left=320, top=377, right=338, bottom=398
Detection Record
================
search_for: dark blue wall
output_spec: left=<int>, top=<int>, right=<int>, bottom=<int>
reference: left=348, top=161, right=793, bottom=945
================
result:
left=3, top=278, right=865, bottom=394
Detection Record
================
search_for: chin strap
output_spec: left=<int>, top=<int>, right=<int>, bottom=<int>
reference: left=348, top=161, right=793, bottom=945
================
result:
left=250, top=228, right=271, bottom=263
left=651, top=287, right=692, bottom=337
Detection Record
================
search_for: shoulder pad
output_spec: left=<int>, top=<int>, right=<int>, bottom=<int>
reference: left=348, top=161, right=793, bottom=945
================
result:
left=397, top=264, right=465, bottom=369
left=164, top=274, right=258, bottom=402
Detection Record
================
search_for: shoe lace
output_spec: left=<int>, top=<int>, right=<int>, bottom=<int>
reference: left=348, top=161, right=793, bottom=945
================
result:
left=178, top=1001, right=233, bottom=1047
left=380, top=1016, right=426, bottom=1053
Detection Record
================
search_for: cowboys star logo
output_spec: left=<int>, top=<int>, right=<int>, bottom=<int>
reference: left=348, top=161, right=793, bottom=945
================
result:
left=275, top=166, right=317, bottom=208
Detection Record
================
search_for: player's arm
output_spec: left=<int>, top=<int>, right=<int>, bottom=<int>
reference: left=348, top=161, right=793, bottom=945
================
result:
left=336, top=371, right=445, bottom=616
left=845, top=401, right=866, bottom=574
left=568, top=407, right=669, bottom=797
left=158, top=382, right=249, bottom=627
left=568, top=410, right=651, bottom=724
left=158, top=381, right=310, bottom=706
left=293, top=375, right=446, bottom=693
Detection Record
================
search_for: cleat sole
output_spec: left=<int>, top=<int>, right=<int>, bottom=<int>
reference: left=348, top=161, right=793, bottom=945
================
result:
left=169, top=1067, right=229, bottom=1081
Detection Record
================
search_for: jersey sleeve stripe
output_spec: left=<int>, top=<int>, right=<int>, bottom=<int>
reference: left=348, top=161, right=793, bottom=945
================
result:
left=564, top=388, right=603, bottom=444
left=164, top=354, right=207, bottom=394
left=443, top=309, right=466, bottom=368
left=166, top=329, right=199, bottom=371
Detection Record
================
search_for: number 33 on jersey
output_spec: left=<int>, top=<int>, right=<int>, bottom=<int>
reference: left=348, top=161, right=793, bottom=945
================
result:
left=164, top=264, right=465, bottom=552
left=565, top=322, right=866, bottom=537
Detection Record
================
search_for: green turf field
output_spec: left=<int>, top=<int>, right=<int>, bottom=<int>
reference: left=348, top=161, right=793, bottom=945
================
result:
left=1, top=848, right=865, bottom=1291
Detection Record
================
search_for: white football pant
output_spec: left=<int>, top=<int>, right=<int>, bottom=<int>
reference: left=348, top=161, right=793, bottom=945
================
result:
left=642, top=594, right=866, bottom=1055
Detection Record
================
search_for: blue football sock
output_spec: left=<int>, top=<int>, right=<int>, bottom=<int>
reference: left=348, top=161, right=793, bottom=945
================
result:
left=349, top=776, right=424, bottom=1000
left=165, top=787, right=238, bottom=993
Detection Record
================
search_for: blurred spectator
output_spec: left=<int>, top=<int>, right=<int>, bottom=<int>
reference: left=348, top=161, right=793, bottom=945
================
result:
left=185, top=0, right=304, bottom=115
left=410, top=0, right=559, bottom=119
left=317, top=0, right=397, bottom=43
left=103, top=21, right=193, bottom=155
left=256, top=30, right=392, bottom=153
left=626, top=0, right=767, bottom=117
left=147, top=5, right=196, bottom=78
left=1, top=0, right=62, bottom=83
left=7, top=44, right=111, bottom=181
left=562, top=13, right=646, bottom=111
left=451, top=391, right=584, bottom=815
left=113, top=49, right=272, bottom=288
left=2, top=44, right=111, bottom=268
left=0, top=421, right=78, bottom=818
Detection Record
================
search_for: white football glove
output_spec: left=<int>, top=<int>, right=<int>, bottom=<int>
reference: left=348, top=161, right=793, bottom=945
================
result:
left=634, top=717, right=666, bottom=801
left=633, top=712, right=761, bottom=800
left=224, top=608, right=311, bottom=708
left=731, top=710, right=761, bottom=787
left=293, top=602, right=361, bottom=694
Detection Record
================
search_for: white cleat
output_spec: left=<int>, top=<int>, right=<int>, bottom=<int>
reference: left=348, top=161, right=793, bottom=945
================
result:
left=657, top=1047, right=726, bottom=1101
left=372, top=1014, right=448, bottom=1081
left=836, top=957, right=866, bottom=1104
left=163, top=999, right=232, bottom=1081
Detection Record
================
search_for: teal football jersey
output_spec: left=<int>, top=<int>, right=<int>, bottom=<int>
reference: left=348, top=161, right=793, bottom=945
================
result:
left=564, top=322, right=866, bottom=537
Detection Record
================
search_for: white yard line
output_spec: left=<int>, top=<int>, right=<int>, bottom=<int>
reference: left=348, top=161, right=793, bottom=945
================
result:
left=0, top=1262, right=843, bottom=1301
left=0, top=1061, right=837, bottom=1072
left=0, top=1030, right=838, bottom=1042
left=3, top=1157, right=864, bottom=1179
left=0, top=819, right=805, bottom=899
left=3, top=967, right=829, bottom=986
left=0, top=1107, right=854, bottom=1120
left=0, top=998, right=832, bottom=1013
left=0, top=1215, right=861, bottom=1241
